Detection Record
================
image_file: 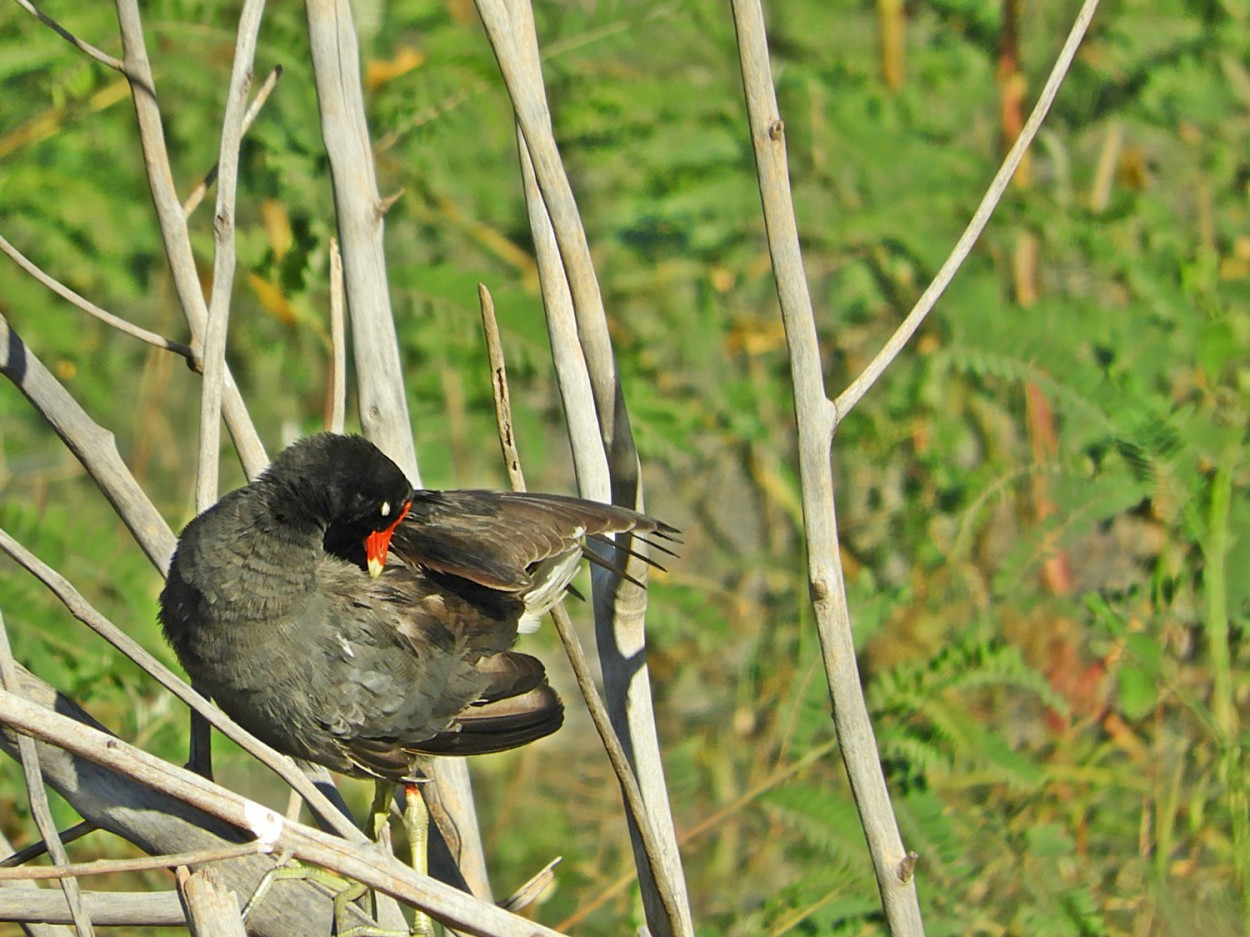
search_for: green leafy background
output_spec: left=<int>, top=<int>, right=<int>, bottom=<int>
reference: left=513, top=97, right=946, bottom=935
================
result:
left=3, top=0, right=1249, bottom=934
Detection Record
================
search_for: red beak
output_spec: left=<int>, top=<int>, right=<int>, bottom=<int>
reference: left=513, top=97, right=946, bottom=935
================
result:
left=365, top=501, right=410, bottom=579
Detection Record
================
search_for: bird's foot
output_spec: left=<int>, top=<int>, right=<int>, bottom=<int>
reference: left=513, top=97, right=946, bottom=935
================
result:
left=334, top=900, right=436, bottom=937
left=241, top=854, right=381, bottom=934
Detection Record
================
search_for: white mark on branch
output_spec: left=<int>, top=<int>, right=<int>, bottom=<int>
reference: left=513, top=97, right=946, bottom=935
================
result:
left=243, top=800, right=284, bottom=851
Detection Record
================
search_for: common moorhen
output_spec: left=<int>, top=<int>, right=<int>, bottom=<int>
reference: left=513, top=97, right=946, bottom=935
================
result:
left=158, top=431, right=675, bottom=918
left=160, top=432, right=676, bottom=779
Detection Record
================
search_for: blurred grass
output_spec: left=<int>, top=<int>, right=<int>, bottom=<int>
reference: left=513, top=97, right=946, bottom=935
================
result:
left=3, top=0, right=1250, bottom=934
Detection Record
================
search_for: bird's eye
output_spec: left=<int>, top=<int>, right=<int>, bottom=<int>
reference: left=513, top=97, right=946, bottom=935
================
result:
left=380, top=501, right=391, bottom=517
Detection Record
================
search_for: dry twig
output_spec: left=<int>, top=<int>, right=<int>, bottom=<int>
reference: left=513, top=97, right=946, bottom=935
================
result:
left=183, top=66, right=284, bottom=218
left=0, top=234, right=193, bottom=360
left=116, top=0, right=268, bottom=479
left=478, top=284, right=683, bottom=930
left=0, top=611, right=94, bottom=935
left=834, top=0, right=1103, bottom=421
left=303, top=0, right=493, bottom=902
left=0, top=689, right=571, bottom=937
left=478, top=3, right=692, bottom=931
left=729, top=0, right=1101, bottom=932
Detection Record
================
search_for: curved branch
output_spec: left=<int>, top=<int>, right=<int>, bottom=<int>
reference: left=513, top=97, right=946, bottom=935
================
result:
left=114, top=0, right=268, bottom=479
left=0, top=684, right=573, bottom=937
left=833, top=0, right=1102, bottom=421
left=729, top=0, right=924, bottom=931
left=0, top=234, right=193, bottom=360
left=0, top=612, right=94, bottom=935
left=0, top=314, right=177, bottom=571
left=478, top=3, right=692, bottom=932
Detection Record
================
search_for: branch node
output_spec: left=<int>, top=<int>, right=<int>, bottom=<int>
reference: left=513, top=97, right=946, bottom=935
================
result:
left=896, top=851, right=919, bottom=883
left=378, top=189, right=405, bottom=216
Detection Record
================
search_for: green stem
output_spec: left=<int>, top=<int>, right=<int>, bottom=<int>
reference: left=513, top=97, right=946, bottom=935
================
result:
left=1205, top=462, right=1234, bottom=739
left=1203, top=459, right=1248, bottom=921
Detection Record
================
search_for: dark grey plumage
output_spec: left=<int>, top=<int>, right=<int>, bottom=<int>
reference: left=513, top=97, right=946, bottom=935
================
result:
left=159, top=433, right=677, bottom=781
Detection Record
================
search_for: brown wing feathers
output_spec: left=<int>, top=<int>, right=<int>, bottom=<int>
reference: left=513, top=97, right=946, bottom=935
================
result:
left=392, top=489, right=681, bottom=593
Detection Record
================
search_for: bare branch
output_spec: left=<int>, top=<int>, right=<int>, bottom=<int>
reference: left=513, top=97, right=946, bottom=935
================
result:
left=114, top=0, right=268, bottom=479
left=0, top=314, right=177, bottom=571
left=303, top=0, right=417, bottom=477
left=0, top=611, right=95, bottom=935
left=479, top=282, right=684, bottom=932
left=15, top=0, right=126, bottom=72
left=0, top=844, right=264, bottom=881
left=0, top=526, right=367, bottom=844
left=178, top=867, right=246, bottom=937
left=478, top=284, right=524, bottom=481
left=480, top=3, right=691, bottom=932
left=499, top=856, right=560, bottom=913
left=0, top=688, right=574, bottom=937
left=0, top=233, right=194, bottom=360
left=0, top=889, right=185, bottom=928
left=514, top=138, right=611, bottom=497
left=196, top=0, right=265, bottom=512
left=0, top=665, right=376, bottom=937
left=0, top=827, right=70, bottom=937
left=833, top=0, right=1102, bottom=421
left=1, top=822, right=95, bottom=868
left=303, top=0, right=495, bottom=899
left=183, top=66, right=284, bottom=218
left=730, top=0, right=924, bottom=931
left=477, top=0, right=625, bottom=466
left=327, top=237, right=346, bottom=433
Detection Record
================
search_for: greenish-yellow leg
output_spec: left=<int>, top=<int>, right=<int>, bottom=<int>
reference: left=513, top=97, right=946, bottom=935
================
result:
left=402, top=781, right=435, bottom=937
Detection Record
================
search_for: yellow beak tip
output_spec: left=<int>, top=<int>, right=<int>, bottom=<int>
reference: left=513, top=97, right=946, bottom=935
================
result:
left=367, top=558, right=385, bottom=579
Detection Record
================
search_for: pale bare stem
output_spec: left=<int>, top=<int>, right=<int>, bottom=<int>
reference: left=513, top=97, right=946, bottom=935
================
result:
left=0, top=692, right=571, bottom=937
left=0, top=888, right=185, bottom=928
left=0, top=234, right=194, bottom=361
left=183, top=66, right=284, bottom=219
left=481, top=3, right=692, bottom=932
left=15, top=0, right=126, bottom=72
left=730, top=0, right=925, bottom=933
left=833, top=0, right=1102, bottom=422
left=0, top=611, right=95, bottom=936
left=0, top=826, right=73, bottom=937
left=177, top=867, right=245, bottom=937
left=0, top=314, right=177, bottom=570
left=0, top=666, right=375, bottom=937
left=114, top=0, right=268, bottom=479
left=0, top=527, right=366, bottom=844
left=327, top=237, right=346, bottom=433
left=301, top=0, right=497, bottom=903
left=191, top=3, right=262, bottom=789
left=499, top=857, right=559, bottom=913
left=1, top=821, right=95, bottom=868
left=479, top=280, right=687, bottom=935
left=0, top=844, right=265, bottom=882
left=304, top=3, right=482, bottom=918
left=514, top=139, right=611, bottom=495
left=477, top=284, right=524, bottom=482
left=479, top=0, right=635, bottom=487
left=197, top=0, right=265, bottom=514
left=303, top=0, right=416, bottom=475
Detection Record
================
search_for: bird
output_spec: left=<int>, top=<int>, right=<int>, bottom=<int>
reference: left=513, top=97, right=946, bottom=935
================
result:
left=158, top=432, right=677, bottom=924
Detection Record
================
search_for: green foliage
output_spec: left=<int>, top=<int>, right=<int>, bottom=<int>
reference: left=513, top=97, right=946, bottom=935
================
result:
left=3, top=0, right=1250, bottom=935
